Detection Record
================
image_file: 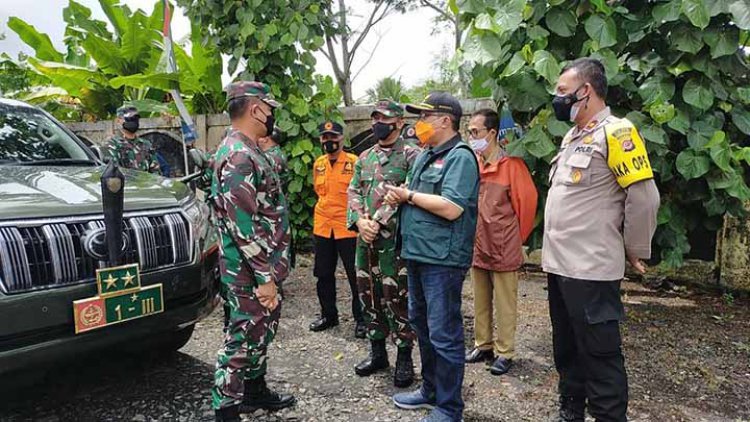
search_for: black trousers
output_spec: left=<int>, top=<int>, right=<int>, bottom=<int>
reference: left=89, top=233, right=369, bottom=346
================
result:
left=313, top=234, right=363, bottom=322
left=547, top=273, right=628, bottom=422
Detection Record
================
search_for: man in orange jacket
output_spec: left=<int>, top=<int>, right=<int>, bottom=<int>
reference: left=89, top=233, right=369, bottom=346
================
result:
left=465, top=108, right=538, bottom=377
left=310, top=120, right=366, bottom=338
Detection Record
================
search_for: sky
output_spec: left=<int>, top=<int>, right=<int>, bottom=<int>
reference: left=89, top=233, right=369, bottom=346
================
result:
left=0, top=0, right=455, bottom=101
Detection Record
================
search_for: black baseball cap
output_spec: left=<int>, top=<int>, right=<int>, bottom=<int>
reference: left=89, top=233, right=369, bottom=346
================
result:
left=406, top=92, right=463, bottom=120
left=318, top=120, right=344, bottom=136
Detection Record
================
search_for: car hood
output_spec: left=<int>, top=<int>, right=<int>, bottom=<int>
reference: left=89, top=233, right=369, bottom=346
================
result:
left=0, top=165, right=191, bottom=220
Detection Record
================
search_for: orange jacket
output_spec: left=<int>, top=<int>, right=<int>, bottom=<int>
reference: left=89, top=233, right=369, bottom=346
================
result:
left=313, top=152, right=358, bottom=239
left=473, top=154, right=538, bottom=272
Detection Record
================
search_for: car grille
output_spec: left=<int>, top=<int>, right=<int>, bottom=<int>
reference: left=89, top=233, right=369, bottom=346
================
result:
left=0, top=212, right=192, bottom=294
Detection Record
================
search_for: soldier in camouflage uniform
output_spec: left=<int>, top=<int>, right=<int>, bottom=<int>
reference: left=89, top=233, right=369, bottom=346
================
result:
left=259, top=126, right=288, bottom=184
left=103, top=106, right=161, bottom=174
left=348, top=99, right=421, bottom=388
left=208, top=81, right=295, bottom=422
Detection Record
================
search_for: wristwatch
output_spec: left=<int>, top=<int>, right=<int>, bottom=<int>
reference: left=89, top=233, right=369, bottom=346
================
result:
left=407, top=190, right=416, bottom=205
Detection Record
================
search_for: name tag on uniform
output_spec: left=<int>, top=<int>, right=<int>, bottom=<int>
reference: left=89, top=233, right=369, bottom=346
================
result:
left=431, top=159, right=445, bottom=170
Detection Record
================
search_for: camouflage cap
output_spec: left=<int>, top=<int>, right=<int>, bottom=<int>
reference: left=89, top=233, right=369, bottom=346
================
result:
left=116, top=105, right=139, bottom=119
left=224, top=81, right=281, bottom=108
left=371, top=99, right=404, bottom=118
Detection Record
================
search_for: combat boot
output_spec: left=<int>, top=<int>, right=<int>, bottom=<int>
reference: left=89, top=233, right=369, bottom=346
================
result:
left=355, top=339, right=389, bottom=376
left=215, top=405, right=240, bottom=422
left=550, top=396, right=585, bottom=422
left=393, top=346, right=415, bottom=388
left=240, top=377, right=296, bottom=413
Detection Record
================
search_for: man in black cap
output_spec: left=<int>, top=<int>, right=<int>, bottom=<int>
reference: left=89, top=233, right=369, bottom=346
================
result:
left=309, top=120, right=366, bottom=338
left=385, top=92, right=479, bottom=422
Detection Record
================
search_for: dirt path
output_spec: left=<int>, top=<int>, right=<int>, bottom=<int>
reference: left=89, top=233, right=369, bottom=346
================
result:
left=2, top=255, right=748, bottom=421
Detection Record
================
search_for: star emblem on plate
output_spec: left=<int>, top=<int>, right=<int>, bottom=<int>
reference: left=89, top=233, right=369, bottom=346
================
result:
left=104, top=274, right=118, bottom=290
left=122, top=271, right=136, bottom=287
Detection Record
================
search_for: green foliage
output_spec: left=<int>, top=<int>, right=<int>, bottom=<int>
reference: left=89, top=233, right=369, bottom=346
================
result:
left=366, top=77, right=408, bottom=103
left=7, top=0, right=224, bottom=120
left=460, top=0, right=750, bottom=267
left=177, top=0, right=340, bottom=242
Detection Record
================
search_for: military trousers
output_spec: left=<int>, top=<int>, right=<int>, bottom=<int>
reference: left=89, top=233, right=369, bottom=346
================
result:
left=547, top=273, right=628, bottom=422
left=212, top=282, right=282, bottom=410
left=356, top=238, right=414, bottom=348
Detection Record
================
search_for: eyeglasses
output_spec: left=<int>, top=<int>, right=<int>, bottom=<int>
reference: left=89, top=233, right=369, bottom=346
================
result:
left=466, top=127, right=489, bottom=138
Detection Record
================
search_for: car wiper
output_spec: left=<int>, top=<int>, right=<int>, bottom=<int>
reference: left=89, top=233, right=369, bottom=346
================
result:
left=15, top=159, right=98, bottom=166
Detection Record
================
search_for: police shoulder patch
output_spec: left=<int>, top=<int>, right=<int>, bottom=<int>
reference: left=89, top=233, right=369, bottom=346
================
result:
left=604, top=118, right=653, bottom=188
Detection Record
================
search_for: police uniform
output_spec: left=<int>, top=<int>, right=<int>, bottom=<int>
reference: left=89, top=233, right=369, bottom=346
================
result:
left=347, top=100, right=421, bottom=385
left=208, top=82, right=294, bottom=419
left=310, top=121, right=364, bottom=332
left=103, top=106, right=160, bottom=174
left=542, top=107, right=660, bottom=421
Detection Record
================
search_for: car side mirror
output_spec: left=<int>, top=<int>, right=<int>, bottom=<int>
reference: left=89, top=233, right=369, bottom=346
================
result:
left=189, top=148, right=206, bottom=170
left=91, top=145, right=109, bottom=163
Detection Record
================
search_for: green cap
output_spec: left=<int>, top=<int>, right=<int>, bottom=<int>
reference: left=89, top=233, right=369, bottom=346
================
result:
left=371, top=99, right=404, bottom=118
left=224, top=81, right=281, bottom=108
left=116, top=105, right=139, bottom=118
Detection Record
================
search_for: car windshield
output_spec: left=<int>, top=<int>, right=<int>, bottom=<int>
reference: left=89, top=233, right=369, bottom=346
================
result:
left=0, top=103, right=92, bottom=164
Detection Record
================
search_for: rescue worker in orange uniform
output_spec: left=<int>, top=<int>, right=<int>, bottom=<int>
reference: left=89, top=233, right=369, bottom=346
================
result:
left=309, top=121, right=366, bottom=338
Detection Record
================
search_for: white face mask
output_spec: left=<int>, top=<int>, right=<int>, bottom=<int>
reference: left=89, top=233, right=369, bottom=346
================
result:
left=469, top=137, right=489, bottom=153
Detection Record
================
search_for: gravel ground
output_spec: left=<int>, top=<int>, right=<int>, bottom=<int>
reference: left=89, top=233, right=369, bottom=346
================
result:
left=1, top=255, right=748, bottom=421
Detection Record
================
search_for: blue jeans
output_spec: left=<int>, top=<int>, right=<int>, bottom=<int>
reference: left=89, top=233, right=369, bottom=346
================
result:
left=406, top=261, right=467, bottom=421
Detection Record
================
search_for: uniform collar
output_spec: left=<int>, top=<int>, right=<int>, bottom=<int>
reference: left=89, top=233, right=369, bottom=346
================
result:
left=375, top=136, right=405, bottom=153
left=478, top=149, right=508, bottom=174
left=575, top=106, right=612, bottom=135
left=428, top=134, right=461, bottom=156
left=230, top=129, right=262, bottom=153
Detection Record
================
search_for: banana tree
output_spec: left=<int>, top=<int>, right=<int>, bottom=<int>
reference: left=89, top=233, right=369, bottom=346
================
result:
left=7, top=0, right=223, bottom=120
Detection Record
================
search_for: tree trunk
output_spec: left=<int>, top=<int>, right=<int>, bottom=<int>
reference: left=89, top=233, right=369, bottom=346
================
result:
left=341, top=78, right=354, bottom=106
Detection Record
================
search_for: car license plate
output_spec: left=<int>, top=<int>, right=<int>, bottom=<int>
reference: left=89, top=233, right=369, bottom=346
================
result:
left=73, top=264, right=164, bottom=334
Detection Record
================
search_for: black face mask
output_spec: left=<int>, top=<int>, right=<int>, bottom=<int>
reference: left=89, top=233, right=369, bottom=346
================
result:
left=372, top=122, right=397, bottom=142
left=552, top=85, right=587, bottom=121
left=253, top=107, right=275, bottom=136
left=323, top=140, right=339, bottom=154
left=122, top=120, right=139, bottom=133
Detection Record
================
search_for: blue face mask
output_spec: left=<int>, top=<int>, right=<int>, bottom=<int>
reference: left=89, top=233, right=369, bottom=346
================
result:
left=469, top=137, right=489, bottom=153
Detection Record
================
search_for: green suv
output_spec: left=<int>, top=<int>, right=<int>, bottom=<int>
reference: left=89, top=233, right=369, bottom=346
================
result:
left=0, top=99, right=219, bottom=375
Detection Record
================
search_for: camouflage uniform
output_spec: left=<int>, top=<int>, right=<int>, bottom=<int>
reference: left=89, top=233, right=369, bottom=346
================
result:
left=208, top=83, right=290, bottom=411
left=104, top=107, right=160, bottom=174
left=347, top=100, right=421, bottom=349
left=265, top=145, right=288, bottom=184
left=103, top=135, right=160, bottom=173
left=263, top=145, right=291, bottom=282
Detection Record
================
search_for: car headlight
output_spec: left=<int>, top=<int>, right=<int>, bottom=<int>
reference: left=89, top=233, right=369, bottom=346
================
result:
left=182, top=194, right=211, bottom=257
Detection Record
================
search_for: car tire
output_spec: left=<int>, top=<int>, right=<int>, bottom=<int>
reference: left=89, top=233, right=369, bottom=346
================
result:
left=161, top=324, right=196, bottom=353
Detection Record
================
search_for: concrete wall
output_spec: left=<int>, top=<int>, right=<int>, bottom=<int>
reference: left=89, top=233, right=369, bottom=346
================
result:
left=69, top=98, right=497, bottom=153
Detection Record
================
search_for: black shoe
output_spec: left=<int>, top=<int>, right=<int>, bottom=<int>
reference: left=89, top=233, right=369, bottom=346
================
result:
left=241, top=377, right=296, bottom=413
left=354, top=339, right=389, bottom=376
left=354, top=321, right=367, bottom=339
left=489, top=356, right=512, bottom=376
left=215, top=406, right=241, bottom=422
left=550, top=396, right=585, bottom=422
left=465, top=347, right=494, bottom=364
left=309, top=315, right=339, bottom=332
left=393, top=346, right=415, bottom=388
